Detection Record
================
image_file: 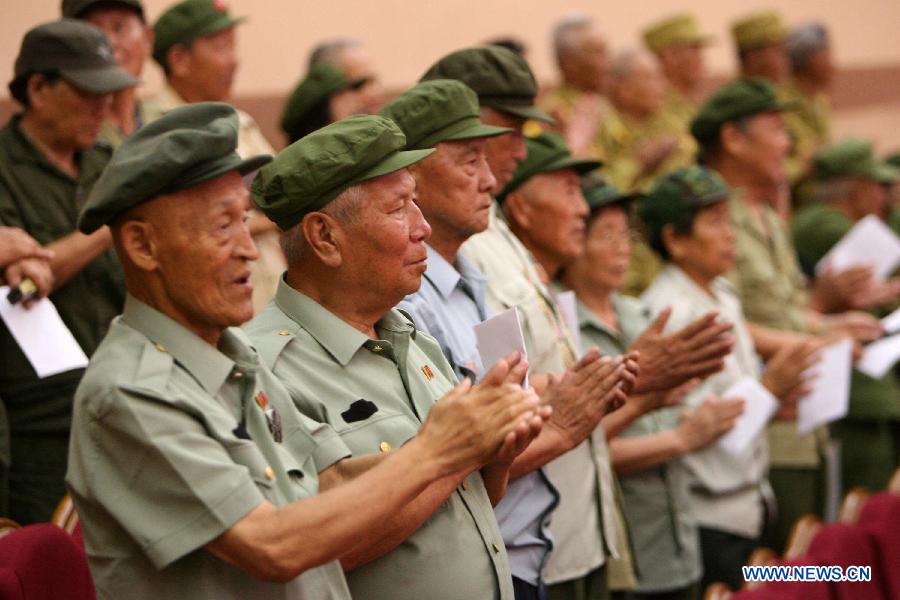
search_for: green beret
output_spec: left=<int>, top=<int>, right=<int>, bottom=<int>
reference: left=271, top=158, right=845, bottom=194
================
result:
left=280, top=62, right=349, bottom=141
left=380, top=79, right=513, bottom=150
left=732, top=11, right=787, bottom=51
left=581, top=173, right=639, bottom=212
left=11, top=19, right=138, bottom=94
left=252, top=115, right=434, bottom=231
left=691, top=78, right=798, bottom=146
left=638, top=166, right=730, bottom=234
left=643, top=14, right=713, bottom=54
left=497, top=132, right=601, bottom=203
left=62, top=0, right=144, bottom=20
left=814, top=138, right=900, bottom=184
left=420, top=46, right=554, bottom=123
left=153, top=0, right=244, bottom=67
left=78, top=102, right=271, bottom=233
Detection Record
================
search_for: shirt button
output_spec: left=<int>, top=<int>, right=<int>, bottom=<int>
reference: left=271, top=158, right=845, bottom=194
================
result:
left=278, top=330, right=290, bottom=336
left=264, top=466, right=275, bottom=481
left=232, top=370, right=243, bottom=379
left=461, top=481, right=468, bottom=491
left=154, top=343, right=166, bottom=353
left=492, top=543, right=501, bottom=554
left=379, top=441, right=392, bottom=453
left=372, top=345, right=383, bottom=352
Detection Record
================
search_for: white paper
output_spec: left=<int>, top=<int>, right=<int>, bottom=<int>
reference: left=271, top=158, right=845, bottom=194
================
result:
left=554, top=290, right=582, bottom=354
left=0, top=286, right=88, bottom=378
left=474, top=307, right=528, bottom=388
left=717, top=377, right=779, bottom=456
left=881, top=307, right=900, bottom=334
left=857, top=333, right=900, bottom=379
left=815, top=215, right=900, bottom=281
left=796, top=339, right=853, bottom=434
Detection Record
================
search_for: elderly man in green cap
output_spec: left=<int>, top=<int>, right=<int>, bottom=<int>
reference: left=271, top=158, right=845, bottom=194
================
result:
left=691, top=79, right=885, bottom=550
left=642, top=14, right=713, bottom=131
left=150, top=0, right=284, bottom=315
left=308, top=38, right=382, bottom=115
left=382, top=79, right=637, bottom=600
left=62, top=0, right=160, bottom=147
left=68, top=102, right=542, bottom=600
left=731, top=11, right=790, bottom=85
left=792, top=139, right=900, bottom=494
left=247, top=113, right=552, bottom=600
left=0, top=18, right=137, bottom=524
left=280, top=62, right=366, bottom=145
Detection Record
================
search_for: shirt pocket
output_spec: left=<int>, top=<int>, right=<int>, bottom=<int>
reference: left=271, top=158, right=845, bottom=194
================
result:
left=224, top=440, right=276, bottom=490
left=335, top=410, right=419, bottom=457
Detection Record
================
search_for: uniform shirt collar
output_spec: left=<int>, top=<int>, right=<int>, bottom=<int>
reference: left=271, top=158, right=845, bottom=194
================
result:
left=121, top=294, right=252, bottom=395
left=423, top=244, right=487, bottom=298
left=273, top=279, right=416, bottom=367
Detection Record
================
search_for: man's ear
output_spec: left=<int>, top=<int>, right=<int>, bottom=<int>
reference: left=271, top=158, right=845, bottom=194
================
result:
left=117, top=220, right=159, bottom=272
left=301, top=212, right=343, bottom=268
left=720, top=121, right=747, bottom=157
left=25, top=73, right=56, bottom=111
left=503, top=190, right=533, bottom=230
left=660, top=223, right=685, bottom=260
left=166, top=43, right=191, bottom=79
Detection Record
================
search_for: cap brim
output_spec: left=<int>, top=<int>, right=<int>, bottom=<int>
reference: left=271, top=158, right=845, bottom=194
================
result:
left=870, top=163, right=900, bottom=185
left=443, top=122, right=514, bottom=143
left=490, top=102, right=556, bottom=124
left=587, top=191, right=642, bottom=211
left=193, top=15, right=246, bottom=41
left=540, top=154, right=603, bottom=176
left=356, top=148, right=435, bottom=184
left=61, top=65, right=139, bottom=94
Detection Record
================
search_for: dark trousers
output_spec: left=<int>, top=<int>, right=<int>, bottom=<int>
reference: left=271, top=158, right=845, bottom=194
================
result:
left=698, top=526, right=758, bottom=590
left=7, top=434, right=68, bottom=524
left=514, top=577, right=549, bottom=600
left=547, top=565, right=609, bottom=600
left=763, top=466, right=823, bottom=553
left=617, top=582, right=700, bottom=600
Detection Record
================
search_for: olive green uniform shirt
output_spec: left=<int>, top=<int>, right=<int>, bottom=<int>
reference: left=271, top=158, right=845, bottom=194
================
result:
left=660, top=87, right=700, bottom=133
left=781, top=81, right=830, bottom=185
left=66, top=295, right=353, bottom=600
left=578, top=292, right=701, bottom=593
left=247, top=280, right=513, bottom=600
left=535, top=85, right=611, bottom=162
left=0, top=115, right=125, bottom=435
left=724, top=190, right=820, bottom=468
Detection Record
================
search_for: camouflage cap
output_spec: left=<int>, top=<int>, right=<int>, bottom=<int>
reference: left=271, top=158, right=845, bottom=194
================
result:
left=380, top=79, right=513, bottom=150
left=61, top=0, right=144, bottom=19
left=79, top=102, right=271, bottom=233
left=581, top=173, right=640, bottom=212
left=814, top=138, right=900, bottom=184
left=152, top=0, right=244, bottom=67
left=11, top=19, right=138, bottom=94
left=732, top=11, right=788, bottom=51
left=420, top=46, right=554, bottom=123
left=252, top=115, right=434, bottom=230
left=643, top=14, right=713, bottom=54
left=638, top=166, right=731, bottom=234
left=690, top=78, right=798, bottom=145
left=497, top=131, right=601, bottom=203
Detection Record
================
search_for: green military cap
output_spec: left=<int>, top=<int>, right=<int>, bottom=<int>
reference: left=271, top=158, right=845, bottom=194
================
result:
left=152, top=0, right=244, bottom=67
left=79, top=102, right=271, bottom=233
left=11, top=19, right=138, bottom=94
left=380, top=79, right=513, bottom=150
left=639, top=166, right=730, bottom=232
left=420, top=46, right=554, bottom=123
left=886, top=151, right=900, bottom=170
left=813, top=138, right=900, bottom=184
left=690, top=78, right=798, bottom=145
left=252, top=115, right=434, bottom=231
left=280, top=62, right=349, bottom=141
left=581, top=173, right=639, bottom=211
left=497, top=132, right=601, bottom=203
left=62, top=0, right=144, bottom=20
left=643, top=14, right=713, bottom=54
left=732, top=11, right=787, bottom=51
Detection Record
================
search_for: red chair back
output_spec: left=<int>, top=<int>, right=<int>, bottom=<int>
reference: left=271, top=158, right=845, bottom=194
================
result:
left=0, top=524, right=95, bottom=600
left=857, top=492, right=900, bottom=600
left=808, top=523, right=884, bottom=600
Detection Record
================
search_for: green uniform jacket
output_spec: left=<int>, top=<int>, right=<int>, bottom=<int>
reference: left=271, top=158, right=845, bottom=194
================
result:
left=66, top=295, right=352, bottom=600
left=247, top=280, right=513, bottom=600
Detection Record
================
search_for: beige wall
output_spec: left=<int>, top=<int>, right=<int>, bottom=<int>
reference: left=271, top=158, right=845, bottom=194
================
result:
left=4, top=0, right=900, bottom=96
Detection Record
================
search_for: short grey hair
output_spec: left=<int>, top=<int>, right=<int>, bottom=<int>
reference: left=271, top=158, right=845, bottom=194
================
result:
left=787, top=22, right=829, bottom=72
left=609, top=49, right=642, bottom=84
left=308, top=38, right=362, bottom=70
left=552, top=12, right=593, bottom=65
left=279, top=184, right=368, bottom=265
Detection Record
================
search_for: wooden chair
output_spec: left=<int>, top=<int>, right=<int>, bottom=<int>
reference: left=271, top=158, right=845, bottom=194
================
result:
left=742, top=547, right=778, bottom=590
left=783, top=514, right=822, bottom=559
left=839, top=486, right=871, bottom=523
left=0, top=518, right=20, bottom=539
left=889, top=467, right=900, bottom=493
left=703, top=582, right=733, bottom=600
left=51, top=494, right=79, bottom=535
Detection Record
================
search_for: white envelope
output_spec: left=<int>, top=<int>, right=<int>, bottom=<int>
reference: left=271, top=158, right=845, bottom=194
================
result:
left=717, top=377, right=779, bottom=456
left=815, top=215, right=900, bottom=281
left=0, top=286, right=89, bottom=378
left=857, top=333, right=900, bottom=379
left=881, top=306, right=900, bottom=335
left=474, top=306, right=528, bottom=387
left=796, top=339, right=853, bottom=434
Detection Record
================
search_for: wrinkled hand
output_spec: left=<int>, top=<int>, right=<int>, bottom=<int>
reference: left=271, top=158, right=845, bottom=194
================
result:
left=0, top=227, right=53, bottom=267
left=629, top=308, right=734, bottom=394
left=675, top=395, right=744, bottom=452
left=4, top=257, right=54, bottom=306
left=419, top=353, right=542, bottom=476
left=762, top=338, right=820, bottom=405
left=542, top=348, right=636, bottom=449
left=635, top=136, right=679, bottom=173
left=847, top=277, right=900, bottom=310
left=812, top=265, right=874, bottom=313
left=822, top=311, right=883, bottom=343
